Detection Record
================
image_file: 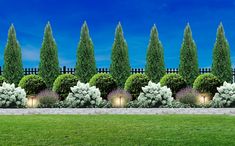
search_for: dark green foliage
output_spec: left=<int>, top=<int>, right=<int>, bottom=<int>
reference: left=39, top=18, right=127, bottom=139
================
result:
left=212, top=23, right=232, bottom=83
left=18, top=75, right=47, bottom=95
left=110, top=23, right=131, bottom=87
left=145, top=25, right=165, bottom=83
left=89, top=73, right=117, bottom=99
left=179, top=24, right=199, bottom=85
left=124, top=73, right=149, bottom=100
left=160, top=73, right=187, bottom=96
left=53, top=74, right=78, bottom=100
left=0, top=76, right=7, bottom=86
left=3, top=25, right=24, bottom=85
left=38, top=22, right=60, bottom=88
left=193, top=73, right=222, bottom=96
left=75, top=22, right=96, bottom=83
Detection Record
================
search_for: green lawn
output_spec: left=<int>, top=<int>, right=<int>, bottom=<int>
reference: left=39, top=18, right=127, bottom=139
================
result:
left=0, top=115, right=234, bottom=146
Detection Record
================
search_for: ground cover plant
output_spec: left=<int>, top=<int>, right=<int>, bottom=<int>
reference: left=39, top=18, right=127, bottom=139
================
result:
left=0, top=115, right=234, bottom=146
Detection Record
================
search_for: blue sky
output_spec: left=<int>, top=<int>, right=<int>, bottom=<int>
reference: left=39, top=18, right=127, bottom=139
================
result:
left=0, top=0, right=235, bottom=68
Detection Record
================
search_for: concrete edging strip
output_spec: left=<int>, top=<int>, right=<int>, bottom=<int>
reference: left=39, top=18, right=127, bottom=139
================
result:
left=0, top=108, right=234, bottom=115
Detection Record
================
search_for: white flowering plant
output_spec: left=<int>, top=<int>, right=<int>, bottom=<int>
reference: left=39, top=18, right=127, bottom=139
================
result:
left=212, top=82, right=235, bottom=107
left=137, top=81, right=174, bottom=108
left=0, top=82, right=27, bottom=108
left=65, top=81, right=102, bottom=108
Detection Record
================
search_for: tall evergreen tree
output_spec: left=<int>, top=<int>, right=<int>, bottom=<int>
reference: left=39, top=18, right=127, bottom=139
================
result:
left=179, top=24, right=199, bottom=85
left=145, top=25, right=165, bottom=83
left=110, top=23, right=131, bottom=87
left=212, top=23, right=232, bottom=83
left=38, top=22, right=60, bottom=88
left=3, top=24, right=24, bottom=85
left=75, top=21, right=96, bottom=83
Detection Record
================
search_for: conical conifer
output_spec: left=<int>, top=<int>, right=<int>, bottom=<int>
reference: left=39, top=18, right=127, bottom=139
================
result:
left=3, top=24, right=24, bottom=85
left=212, top=23, right=232, bottom=83
left=145, top=25, right=165, bottom=83
left=75, top=22, right=96, bottom=83
left=110, top=23, right=131, bottom=87
left=38, top=22, right=60, bottom=88
left=179, top=24, right=199, bottom=85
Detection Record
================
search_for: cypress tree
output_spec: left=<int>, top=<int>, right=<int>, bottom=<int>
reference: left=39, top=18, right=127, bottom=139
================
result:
left=75, top=21, right=96, bottom=83
left=110, top=23, right=131, bottom=87
left=38, top=22, right=60, bottom=88
left=212, top=23, right=232, bottom=83
left=3, top=24, right=24, bottom=85
left=145, top=25, right=165, bottom=83
left=179, top=24, right=199, bottom=85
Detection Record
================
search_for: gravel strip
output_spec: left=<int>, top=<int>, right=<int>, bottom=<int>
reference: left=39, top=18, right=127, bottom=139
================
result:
left=0, top=108, right=234, bottom=115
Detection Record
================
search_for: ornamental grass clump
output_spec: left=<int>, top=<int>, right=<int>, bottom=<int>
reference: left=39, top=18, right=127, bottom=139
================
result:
left=37, top=89, right=59, bottom=108
left=176, top=87, right=199, bottom=106
left=137, top=81, right=173, bottom=108
left=107, top=89, right=132, bottom=108
left=0, top=82, right=27, bottom=108
left=212, top=82, right=235, bottom=107
left=66, top=81, right=102, bottom=108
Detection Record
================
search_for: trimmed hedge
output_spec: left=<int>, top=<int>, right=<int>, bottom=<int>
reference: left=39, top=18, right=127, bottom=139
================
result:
left=53, top=74, right=78, bottom=100
left=193, top=73, right=222, bottom=95
left=18, top=75, right=47, bottom=95
left=89, top=73, right=117, bottom=99
left=124, top=73, right=149, bottom=100
left=160, top=73, right=187, bottom=96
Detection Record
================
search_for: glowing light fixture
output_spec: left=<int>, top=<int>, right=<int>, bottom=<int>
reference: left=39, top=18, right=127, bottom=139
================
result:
left=198, top=93, right=211, bottom=105
left=27, top=96, right=39, bottom=108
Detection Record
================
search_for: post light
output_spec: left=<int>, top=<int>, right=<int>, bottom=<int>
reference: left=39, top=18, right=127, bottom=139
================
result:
left=119, top=95, right=122, bottom=107
left=27, top=96, right=38, bottom=108
left=198, top=93, right=211, bottom=105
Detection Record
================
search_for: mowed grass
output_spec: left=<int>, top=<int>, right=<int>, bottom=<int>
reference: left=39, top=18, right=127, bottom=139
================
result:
left=0, top=115, right=234, bottom=146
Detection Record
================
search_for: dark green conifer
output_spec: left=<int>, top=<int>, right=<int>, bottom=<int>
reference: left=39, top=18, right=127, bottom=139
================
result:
left=75, top=21, right=96, bottom=83
left=145, top=25, right=165, bottom=83
left=38, top=22, right=60, bottom=88
left=3, top=24, right=24, bottom=85
left=179, top=24, right=199, bottom=85
left=212, top=23, right=232, bottom=83
left=110, top=23, right=131, bottom=87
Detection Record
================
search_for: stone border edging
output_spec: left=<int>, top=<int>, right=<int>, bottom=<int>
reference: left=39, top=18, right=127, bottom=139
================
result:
left=0, top=108, right=234, bottom=115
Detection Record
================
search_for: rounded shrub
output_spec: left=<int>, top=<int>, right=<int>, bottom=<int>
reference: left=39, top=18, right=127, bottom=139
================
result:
left=160, top=73, right=187, bottom=96
left=53, top=74, right=78, bottom=100
left=0, top=76, right=6, bottom=86
left=193, top=73, right=222, bottom=95
left=18, top=75, right=47, bottom=95
left=89, top=73, right=117, bottom=99
left=124, top=73, right=149, bottom=100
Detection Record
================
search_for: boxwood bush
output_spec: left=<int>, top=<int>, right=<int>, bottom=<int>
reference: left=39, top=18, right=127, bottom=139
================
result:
left=18, top=75, right=47, bottom=95
left=160, top=73, right=187, bottom=96
left=53, top=74, right=78, bottom=100
left=0, top=76, right=6, bottom=86
left=193, top=73, right=221, bottom=95
left=124, top=73, right=149, bottom=100
left=89, top=73, right=117, bottom=99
